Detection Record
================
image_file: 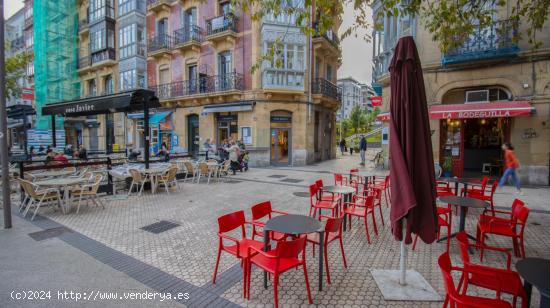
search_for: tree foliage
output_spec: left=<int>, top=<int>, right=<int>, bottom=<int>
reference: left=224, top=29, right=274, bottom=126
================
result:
left=231, top=0, right=550, bottom=56
left=5, top=52, right=31, bottom=100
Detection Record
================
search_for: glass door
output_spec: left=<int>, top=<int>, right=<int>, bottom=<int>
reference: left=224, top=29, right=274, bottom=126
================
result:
left=270, top=128, right=291, bottom=165
left=440, top=119, right=464, bottom=177
left=187, top=114, right=199, bottom=156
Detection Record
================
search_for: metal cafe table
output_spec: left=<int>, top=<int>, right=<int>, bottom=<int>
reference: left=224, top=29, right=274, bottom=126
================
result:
left=321, top=185, right=356, bottom=231
left=516, top=257, right=550, bottom=308
left=438, top=196, right=489, bottom=241
left=263, top=215, right=324, bottom=290
left=34, top=177, right=89, bottom=213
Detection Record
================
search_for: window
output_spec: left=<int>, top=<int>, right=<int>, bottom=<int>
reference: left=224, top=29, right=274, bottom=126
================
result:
left=103, top=75, right=113, bottom=94
left=326, top=64, right=333, bottom=81
left=25, top=32, right=33, bottom=48
left=157, top=18, right=168, bottom=36
left=120, top=69, right=143, bottom=90
left=119, top=24, right=136, bottom=59
left=220, top=1, right=232, bottom=15
left=24, top=5, right=33, bottom=19
left=88, top=79, right=97, bottom=96
left=183, top=7, right=197, bottom=28
left=27, top=62, right=34, bottom=76
left=263, top=42, right=305, bottom=88
left=218, top=51, right=232, bottom=75
left=90, top=0, right=114, bottom=23
left=264, top=0, right=301, bottom=24
left=90, top=29, right=105, bottom=52
left=118, top=0, right=135, bottom=16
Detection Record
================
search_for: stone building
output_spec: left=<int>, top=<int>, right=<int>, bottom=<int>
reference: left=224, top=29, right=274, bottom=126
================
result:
left=144, top=0, right=341, bottom=166
left=372, top=0, right=550, bottom=185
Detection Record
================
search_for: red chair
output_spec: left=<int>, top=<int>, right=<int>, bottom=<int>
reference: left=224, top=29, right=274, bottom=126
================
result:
left=365, top=187, right=384, bottom=227
left=438, top=252, right=513, bottom=308
left=478, top=198, right=524, bottom=226
left=245, top=236, right=312, bottom=308
left=437, top=181, right=455, bottom=197
left=477, top=206, right=529, bottom=259
left=412, top=214, right=451, bottom=251
left=461, top=176, right=489, bottom=196
left=370, top=175, right=390, bottom=207
left=306, top=215, right=347, bottom=284
left=468, top=181, right=497, bottom=214
left=350, top=168, right=363, bottom=186
left=456, top=232, right=527, bottom=308
left=309, top=184, right=339, bottom=219
left=343, top=194, right=377, bottom=243
left=213, top=210, right=264, bottom=298
left=250, top=201, right=288, bottom=241
left=315, top=179, right=341, bottom=203
left=334, top=173, right=359, bottom=193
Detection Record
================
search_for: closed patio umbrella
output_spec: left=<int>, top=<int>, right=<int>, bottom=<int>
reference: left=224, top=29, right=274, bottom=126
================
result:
left=372, top=36, right=440, bottom=302
left=389, top=36, right=438, bottom=283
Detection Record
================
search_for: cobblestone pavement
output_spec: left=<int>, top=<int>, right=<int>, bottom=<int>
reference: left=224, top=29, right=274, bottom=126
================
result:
left=7, top=150, right=550, bottom=307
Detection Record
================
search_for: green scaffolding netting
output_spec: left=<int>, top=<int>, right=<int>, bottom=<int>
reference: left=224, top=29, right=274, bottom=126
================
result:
left=34, top=0, right=80, bottom=130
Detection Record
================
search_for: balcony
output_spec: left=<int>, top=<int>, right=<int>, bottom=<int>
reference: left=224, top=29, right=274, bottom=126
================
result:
left=372, top=50, right=392, bottom=82
left=173, top=25, right=203, bottom=53
left=91, top=48, right=116, bottom=67
left=148, top=34, right=173, bottom=59
left=147, top=0, right=171, bottom=14
left=77, top=56, right=91, bottom=73
left=88, top=5, right=115, bottom=24
left=78, top=19, right=89, bottom=35
left=205, top=15, right=238, bottom=45
left=442, top=20, right=519, bottom=66
left=151, top=73, right=244, bottom=101
left=312, top=23, right=340, bottom=55
left=312, top=78, right=339, bottom=101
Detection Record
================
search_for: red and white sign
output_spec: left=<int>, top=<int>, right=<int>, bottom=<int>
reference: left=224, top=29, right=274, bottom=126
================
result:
left=371, top=96, right=383, bottom=107
left=21, top=88, right=34, bottom=101
left=429, top=101, right=534, bottom=119
left=376, top=112, right=390, bottom=122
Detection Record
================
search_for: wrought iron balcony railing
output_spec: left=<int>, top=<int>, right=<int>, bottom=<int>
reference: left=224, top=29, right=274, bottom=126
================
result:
left=312, top=78, right=339, bottom=100
left=91, top=48, right=116, bottom=65
left=174, top=25, right=204, bottom=45
left=148, top=34, right=174, bottom=53
left=313, top=22, right=340, bottom=48
left=151, top=73, right=244, bottom=99
left=206, top=14, right=238, bottom=36
left=442, top=19, right=519, bottom=65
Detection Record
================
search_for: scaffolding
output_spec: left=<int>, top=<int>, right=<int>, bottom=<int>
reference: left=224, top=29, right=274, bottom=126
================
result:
left=34, top=0, right=80, bottom=130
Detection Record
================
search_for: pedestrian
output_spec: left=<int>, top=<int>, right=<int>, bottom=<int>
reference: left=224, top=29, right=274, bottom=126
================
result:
left=228, top=141, right=241, bottom=175
left=498, top=142, right=522, bottom=195
left=203, top=138, right=213, bottom=160
left=29, top=146, right=36, bottom=160
left=359, top=135, right=367, bottom=166
left=349, top=139, right=354, bottom=155
left=339, top=139, right=345, bottom=155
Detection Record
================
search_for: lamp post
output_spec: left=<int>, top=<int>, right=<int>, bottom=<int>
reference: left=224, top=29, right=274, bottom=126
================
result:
left=0, top=0, right=13, bottom=228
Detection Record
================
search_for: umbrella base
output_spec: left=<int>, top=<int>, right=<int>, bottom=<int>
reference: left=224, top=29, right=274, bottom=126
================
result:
left=371, top=269, right=441, bottom=301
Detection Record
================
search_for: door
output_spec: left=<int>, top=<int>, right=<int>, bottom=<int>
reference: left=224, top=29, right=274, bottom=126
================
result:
left=440, top=119, right=464, bottom=178
left=188, top=64, right=197, bottom=94
left=187, top=114, right=199, bottom=156
left=218, top=51, right=232, bottom=90
left=270, top=128, right=291, bottom=165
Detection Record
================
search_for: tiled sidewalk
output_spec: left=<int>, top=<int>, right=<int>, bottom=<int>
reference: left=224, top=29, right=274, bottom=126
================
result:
left=2, top=152, right=549, bottom=307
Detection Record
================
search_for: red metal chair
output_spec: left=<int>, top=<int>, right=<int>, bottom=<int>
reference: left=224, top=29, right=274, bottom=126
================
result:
left=437, top=181, right=455, bottom=197
left=343, top=194, right=377, bottom=243
left=412, top=214, right=451, bottom=251
left=334, top=173, right=359, bottom=193
left=315, top=179, right=341, bottom=203
left=306, top=215, right=347, bottom=284
left=213, top=210, right=264, bottom=298
left=250, top=201, right=288, bottom=241
left=370, top=175, right=390, bottom=207
left=456, top=232, right=527, bottom=308
left=350, top=168, right=363, bottom=186
left=438, top=252, right=513, bottom=308
left=478, top=198, right=524, bottom=226
left=468, top=181, right=498, bottom=214
left=245, top=236, right=312, bottom=308
left=477, top=206, right=530, bottom=259
left=461, top=176, right=489, bottom=196
left=309, top=184, right=339, bottom=219
left=365, top=186, right=384, bottom=227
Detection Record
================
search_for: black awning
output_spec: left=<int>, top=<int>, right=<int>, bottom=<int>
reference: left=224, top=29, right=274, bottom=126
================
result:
left=7, top=104, right=36, bottom=119
left=41, top=89, right=160, bottom=117
left=203, top=101, right=255, bottom=113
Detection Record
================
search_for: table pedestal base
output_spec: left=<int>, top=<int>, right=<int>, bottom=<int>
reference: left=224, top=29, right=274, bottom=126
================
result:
left=371, top=269, right=441, bottom=301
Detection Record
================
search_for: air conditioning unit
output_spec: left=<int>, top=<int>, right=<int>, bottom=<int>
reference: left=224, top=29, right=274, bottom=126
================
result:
left=465, top=90, right=489, bottom=103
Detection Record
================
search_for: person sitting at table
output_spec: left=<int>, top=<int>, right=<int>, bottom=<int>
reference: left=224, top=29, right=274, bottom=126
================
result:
left=53, top=152, right=69, bottom=164
left=128, top=148, right=141, bottom=161
left=78, top=145, right=88, bottom=160
left=44, top=149, right=55, bottom=165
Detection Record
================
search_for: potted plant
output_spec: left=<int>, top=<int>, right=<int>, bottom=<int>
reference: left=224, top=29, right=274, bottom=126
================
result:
left=442, top=156, right=453, bottom=177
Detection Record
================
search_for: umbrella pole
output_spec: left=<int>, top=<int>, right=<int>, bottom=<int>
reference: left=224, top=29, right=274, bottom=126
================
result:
left=399, top=221, right=407, bottom=285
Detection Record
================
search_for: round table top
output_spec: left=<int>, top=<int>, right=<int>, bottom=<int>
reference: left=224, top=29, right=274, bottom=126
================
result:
left=438, top=196, right=489, bottom=209
left=439, top=177, right=480, bottom=184
left=142, top=168, right=168, bottom=174
left=322, top=185, right=356, bottom=194
left=264, top=214, right=322, bottom=235
left=34, top=177, right=88, bottom=187
left=516, top=258, right=550, bottom=292
left=353, top=172, right=377, bottom=177
left=32, top=170, right=75, bottom=177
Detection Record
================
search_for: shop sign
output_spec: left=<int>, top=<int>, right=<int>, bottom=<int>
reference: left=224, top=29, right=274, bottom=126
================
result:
left=22, top=88, right=34, bottom=100
left=241, top=127, right=252, bottom=145
left=171, top=135, right=179, bottom=148
left=217, top=115, right=238, bottom=122
left=371, top=96, right=382, bottom=107
left=270, top=116, right=292, bottom=123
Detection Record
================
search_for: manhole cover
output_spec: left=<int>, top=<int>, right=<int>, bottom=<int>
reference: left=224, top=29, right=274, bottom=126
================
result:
left=28, top=227, right=73, bottom=241
left=292, top=192, right=310, bottom=198
left=141, top=220, right=180, bottom=234
left=268, top=175, right=287, bottom=178
left=280, top=178, right=303, bottom=183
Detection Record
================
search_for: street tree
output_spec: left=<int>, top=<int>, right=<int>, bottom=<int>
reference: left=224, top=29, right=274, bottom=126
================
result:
left=5, top=52, right=31, bottom=100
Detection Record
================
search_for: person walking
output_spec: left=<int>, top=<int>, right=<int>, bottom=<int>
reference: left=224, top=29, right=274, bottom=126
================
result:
left=339, top=139, right=346, bottom=156
left=228, top=141, right=241, bottom=175
left=498, top=142, right=522, bottom=194
left=359, top=135, right=367, bottom=166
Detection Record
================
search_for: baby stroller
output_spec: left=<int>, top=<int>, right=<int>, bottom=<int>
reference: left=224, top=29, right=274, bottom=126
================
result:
left=238, top=151, right=249, bottom=171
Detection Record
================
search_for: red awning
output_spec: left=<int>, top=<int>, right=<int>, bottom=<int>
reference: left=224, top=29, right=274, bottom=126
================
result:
left=376, top=112, right=390, bottom=122
left=429, top=101, right=534, bottom=119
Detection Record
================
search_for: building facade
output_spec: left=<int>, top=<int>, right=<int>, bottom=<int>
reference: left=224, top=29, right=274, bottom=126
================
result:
left=145, top=0, right=341, bottom=166
left=337, top=77, right=363, bottom=120
left=372, top=1, right=550, bottom=185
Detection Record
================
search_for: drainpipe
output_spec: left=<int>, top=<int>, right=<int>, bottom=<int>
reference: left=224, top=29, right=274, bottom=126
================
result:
left=308, top=4, right=313, bottom=124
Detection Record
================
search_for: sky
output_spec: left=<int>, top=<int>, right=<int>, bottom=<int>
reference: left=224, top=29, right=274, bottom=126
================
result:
left=5, top=0, right=373, bottom=84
